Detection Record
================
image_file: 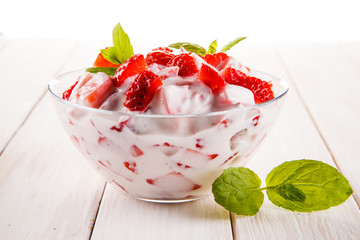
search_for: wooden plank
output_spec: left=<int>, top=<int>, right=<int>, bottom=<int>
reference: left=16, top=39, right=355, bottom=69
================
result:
left=277, top=42, right=360, bottom=205
left=0, top=42, right=106, bottom=239
left=90, top=189, right=232, bottom=240
left=0, top=98, right=105, bottom=239
left=0, top=39, right=76, bottom=153
left=339, top=41, right=360, bottom=67
left=225, top=44, right=360, bottom=239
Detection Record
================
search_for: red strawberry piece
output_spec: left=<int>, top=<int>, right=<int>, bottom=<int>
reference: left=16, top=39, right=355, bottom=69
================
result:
left=167, top=53, right=198, bottom=76
left=124, top=70, right=163, bottom=111
left=74, top=73, right=117, bottom=108
left=198, top=64, right=226, bottom=93
left=113, top=54, right=147, bottom=87
left=93, top=49, right=121, bottom=68
left=186, top=148, right=218, bottom=160
left=130, top=144, right=144, bottom=157
left=222, top=67, right=247, bottom=84
left=62, top=80, right=78, bottom=100
left=124, top=161, right=137, bottom=173
left=203, top=52, right=229, bottom=69
left=146, top=47, right=175, bottom=66
left=151, top=47, right=173, bottom=53
left=110, top=119, right=129, bottom=132
left=223, top=67, right=274, bottom=103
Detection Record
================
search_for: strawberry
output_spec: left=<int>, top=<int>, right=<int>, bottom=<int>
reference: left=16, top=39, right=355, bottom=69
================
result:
left=203, top=52, right=229, bottom=69
left=223, top=67, right=274, bottom=103
left=198, top=64, right=226, bottom=93
left=146, top=47, right=175, bottom=66
left=77, top=73, right=117, bottom=108
left=167, top=53, right=198, bottom=76
left=113, top=54, right=147, bottom=87
left=62, top=80, right=78, bottom=100
left=124, top=70, right=163, bottom=111
left=93, top=49, right=121, bottom=68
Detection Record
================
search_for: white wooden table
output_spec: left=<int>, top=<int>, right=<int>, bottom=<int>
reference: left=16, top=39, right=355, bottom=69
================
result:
left=0, top=38, right=360, bottom=239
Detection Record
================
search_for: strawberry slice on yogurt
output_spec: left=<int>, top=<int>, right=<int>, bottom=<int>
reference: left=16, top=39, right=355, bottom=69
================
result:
left=71, top=72, right=117, bottom=108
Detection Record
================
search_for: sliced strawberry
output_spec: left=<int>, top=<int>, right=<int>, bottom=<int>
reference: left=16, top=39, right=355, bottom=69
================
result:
left=198, top=64, right=226, bottom=93
left=124, top=70, right=163, bottom=111
left=167, top=53, right=198, bottom=76
left=223, top=67, right=274, bottom=103
left=222, top=67, right=247, bottom=85
left=130, top=144, right=144, bottom=157
left=113, top=54, right=147, bottom=87
left=146, top=47, right=175, bottom=66
left=93, top=50, right=121, bottom=68
left=73, top=73, right=117, bottom=108
left=124, top=161, right=137, bottom=173
left=62, top=80, right=78, bottom=100
left=203, top=52, right=229, bottom=69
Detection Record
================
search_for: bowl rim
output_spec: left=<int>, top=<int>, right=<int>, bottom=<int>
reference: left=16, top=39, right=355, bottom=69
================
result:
left=48, top=68, right=289, bottom=118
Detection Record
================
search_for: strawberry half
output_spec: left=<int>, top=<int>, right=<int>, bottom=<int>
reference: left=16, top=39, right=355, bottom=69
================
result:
left=198, top=64, right=226, bottom=93
left=146, top=47, right=175, bottom=66
left=124, top=70, right=163, bottom=111
left=113, top=54, right=147, bottom=87
left=93, top=49, right=121, bottom=68
left=203, top=52, right=229, bottom=69
left=167, top=53, right=198, bottom=77
left=223, top=67, right=274, bottom=103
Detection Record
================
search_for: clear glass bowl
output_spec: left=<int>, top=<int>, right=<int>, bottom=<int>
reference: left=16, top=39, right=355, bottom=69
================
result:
left=48, top=69, right=288, bottom=203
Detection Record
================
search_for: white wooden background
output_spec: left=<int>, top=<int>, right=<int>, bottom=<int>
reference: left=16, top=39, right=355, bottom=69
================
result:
left=0, top=38, right=359, bottom=239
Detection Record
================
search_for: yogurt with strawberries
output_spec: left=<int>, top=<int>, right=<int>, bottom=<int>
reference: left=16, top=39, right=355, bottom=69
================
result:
left=50, top=39, right=287, bottom=201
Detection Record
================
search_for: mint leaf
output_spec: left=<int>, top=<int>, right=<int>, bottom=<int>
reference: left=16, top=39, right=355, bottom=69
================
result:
left=207, top=40, right=217, bottom=54
left=266, top=160, right=353, bottom=212
left=220, top=37, right=246, bottom=52
left=101, top=47, right=122, bottom=65
left=278, top=184, right=306, bottom=202
left=212, top=167, right=264, bottom=216
left=101, top=23, right=134, bottom=64
left=86, top=67, right=118, bottom=76
left=168, top=42, right=207, bottom=56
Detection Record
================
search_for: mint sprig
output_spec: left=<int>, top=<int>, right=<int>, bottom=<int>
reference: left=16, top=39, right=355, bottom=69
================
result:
left=86, top=67, right=118, bottom=76
left=101, top=23, right=134, bottom=64
left=220, top=37, right=246, bottom=52
left=212, top=160, right=353, bottom=216
left=169, top=37, right=246, bottom=56
left=168, top=42, right=207, bottom=56
left=207, top=40, right=218, bottom=54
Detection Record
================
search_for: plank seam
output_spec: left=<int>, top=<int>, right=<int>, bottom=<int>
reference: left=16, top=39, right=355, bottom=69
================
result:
left=89, top=182, right=107, bottom=240
left=230, top=212, right=236, bottom=240
left=273, top=44, right=360, bottom=209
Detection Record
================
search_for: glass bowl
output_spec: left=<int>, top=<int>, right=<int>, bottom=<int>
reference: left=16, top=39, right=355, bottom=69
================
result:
left=48, top=69, right=288, bottom=203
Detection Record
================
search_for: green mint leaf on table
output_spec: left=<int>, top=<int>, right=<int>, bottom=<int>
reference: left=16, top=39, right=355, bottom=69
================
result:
left=86, top=67, right=117, bottom=76
left=101, top=23, right=134, bottom=64
left=168, top=42, right=207, bottom=56
left=212, top=160, right=353, bottom=216
left=220, top=37, right=246, bottom=52
left=266, top=160, right=353, bottom=212
left=277, top=183, right=306, bottom=202
left=207, top=40, right=218, bottom=54
left=212, top=167, right=264, bottom=216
